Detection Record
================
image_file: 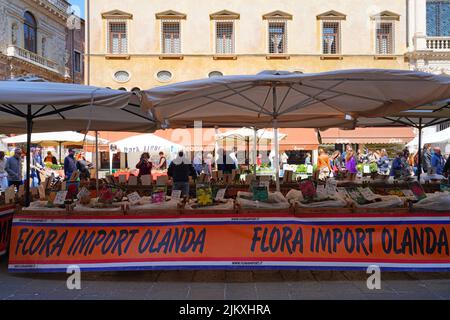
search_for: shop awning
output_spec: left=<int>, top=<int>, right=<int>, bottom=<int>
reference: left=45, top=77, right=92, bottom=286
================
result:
left=320, top=128, right=415, bottom=144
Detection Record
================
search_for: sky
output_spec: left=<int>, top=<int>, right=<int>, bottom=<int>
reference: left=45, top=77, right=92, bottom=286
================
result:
left=69, top=0, right=85, bottom=18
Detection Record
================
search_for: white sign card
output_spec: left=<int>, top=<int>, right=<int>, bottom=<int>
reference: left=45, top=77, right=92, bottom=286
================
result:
left=215, top=188, right=226, bottom=201
left=325, top=179, right=338, bottom=196
left=127, top=192, right=142, bottom=205
left=307, top=165, right=314, bottom=174
left=401, top=189, right=416, bottom=200
left=53, top=191, right=68, bottom=205
left=358, top=187, right=380, bottom=202
left=363, top=165, right=371, bottom=174
left=77, top=187, right=91, bottom=200
left=141, top=174, right=152, bottom=186
left=171, top=189, right=182, bottom=200
left=128, top=175, right=138, bottom=186
left=38, top=185, right=46, bottom=200
left=5, top=186, right=15, bottom=204
left=118, top=174, right=127, bottom=184
left=316, top=184, right=326, bottom=197
left=18, top=184, right=24, bottom=197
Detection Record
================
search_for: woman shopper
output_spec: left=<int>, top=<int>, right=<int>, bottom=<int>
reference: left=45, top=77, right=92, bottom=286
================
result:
left=345, top=146, right=358, bottom=180
left=0, top=151, right=8, bottom=191
left=377, top=149, right=390, bottom=175
left=136, top=152, right=152, bottom=177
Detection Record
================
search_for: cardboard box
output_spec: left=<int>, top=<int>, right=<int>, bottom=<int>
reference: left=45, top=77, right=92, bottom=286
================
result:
left=128, top=175, right=138, bottom=186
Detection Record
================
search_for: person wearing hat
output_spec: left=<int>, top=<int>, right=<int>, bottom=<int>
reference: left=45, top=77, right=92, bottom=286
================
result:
left=5, top=148, right=23, bottom=189
left=64, top=148, right=77, bottom=180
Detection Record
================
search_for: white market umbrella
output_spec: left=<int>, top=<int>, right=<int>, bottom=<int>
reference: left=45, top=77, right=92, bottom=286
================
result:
left=2, top=131, right=109, bottom=145
left=112, top=134, right=183, bottom=173
left=0, top=80, right=156, bottom=206
left=143, top=69, right=450, bottom=191
left=2, top=131, right=110, bottom=163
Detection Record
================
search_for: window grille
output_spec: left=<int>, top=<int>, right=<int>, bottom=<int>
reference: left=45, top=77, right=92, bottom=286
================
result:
left=376, top=22, right=394, bottom=54
left=162, top=20, right=181, bottom=54
left=108, top=20, right=127, bottom=54
left=268, top=21, right=287, bottom=54
left=322, top=21, right=340, bottom=54
left=216, top=21, right=234, bottom=54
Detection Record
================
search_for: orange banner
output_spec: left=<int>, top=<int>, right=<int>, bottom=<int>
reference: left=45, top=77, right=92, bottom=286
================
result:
left=0, top=205, right=14, bottom=256
left=8, top=213, right=450, bottom=272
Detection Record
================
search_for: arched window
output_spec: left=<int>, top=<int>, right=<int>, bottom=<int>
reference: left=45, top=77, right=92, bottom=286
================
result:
left=24, top=11, right=37, bottom=53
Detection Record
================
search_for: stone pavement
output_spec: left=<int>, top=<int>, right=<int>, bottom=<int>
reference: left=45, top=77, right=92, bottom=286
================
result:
left=0, top=257, right=449, bottom=300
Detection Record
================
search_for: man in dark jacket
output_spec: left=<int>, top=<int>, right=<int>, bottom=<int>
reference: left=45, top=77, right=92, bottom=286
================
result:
left=443, top=155, right=450, bottom=183
left=168, top=151, right=197, bottom=197
left=64, top=148, right=77, bottom=180
left=422, top=144, right=432, bottom=173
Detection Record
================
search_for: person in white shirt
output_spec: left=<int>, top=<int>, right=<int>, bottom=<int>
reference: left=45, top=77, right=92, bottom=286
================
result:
left=0, top=151, right=8, bottom=191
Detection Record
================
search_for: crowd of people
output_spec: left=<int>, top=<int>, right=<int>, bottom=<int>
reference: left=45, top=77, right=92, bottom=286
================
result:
left=316, top=144, right=450, bottom=181
left=0, top=146, right=94, bottom=191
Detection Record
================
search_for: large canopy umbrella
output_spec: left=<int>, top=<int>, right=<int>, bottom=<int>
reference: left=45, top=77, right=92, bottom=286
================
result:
left=2, top=131, right=110, bottom=163
left=143, top=69, right=450, bottom=191
left=0, top=80, right=156, bottom=206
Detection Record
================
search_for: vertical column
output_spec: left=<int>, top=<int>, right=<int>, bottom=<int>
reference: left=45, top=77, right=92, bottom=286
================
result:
left=414, top=0, right=428, bottom=50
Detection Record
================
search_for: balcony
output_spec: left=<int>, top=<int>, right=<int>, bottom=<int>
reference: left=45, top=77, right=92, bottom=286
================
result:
left=6, top=45, right=60, bottom=74
left=46, top=0, right=70, bottom=13
left=426, top=37, right=450, bottom=51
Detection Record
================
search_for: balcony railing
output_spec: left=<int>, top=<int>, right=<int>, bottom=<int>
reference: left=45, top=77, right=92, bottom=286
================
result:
left=6, top=45, right=60, bottom=73
left=46, top=0, right=70, bottom=13
left=426, top=37, right=450, bottom=51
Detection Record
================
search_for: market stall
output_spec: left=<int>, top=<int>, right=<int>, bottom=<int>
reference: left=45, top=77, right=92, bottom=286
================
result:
left=3, top=69, right=450, bottom=272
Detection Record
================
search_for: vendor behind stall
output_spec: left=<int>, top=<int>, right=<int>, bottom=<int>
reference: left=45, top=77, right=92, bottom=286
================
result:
left=76, top=152, right=93, bottom=181
left=64, top=148, right=77, bottom=180
left=44, top=151, right=58, bottom=165
left=168, top=151, right=197, bottom=196
left=136, top=152, right=152, bottom=177
left=155, top=151, right=167, bottom=171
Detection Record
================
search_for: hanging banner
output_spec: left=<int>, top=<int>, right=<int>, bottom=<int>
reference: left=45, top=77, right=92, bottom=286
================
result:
left=0, top=205, right=15, bottom=256
left=8, top=213, right=450, bottom=272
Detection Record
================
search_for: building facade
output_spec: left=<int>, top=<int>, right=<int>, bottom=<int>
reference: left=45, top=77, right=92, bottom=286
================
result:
left=86, top=0, right=410, bottom=90
left=407, top=0, right=450, bottom=155
left=0, top=0, right=83, bottom=83
left=66, top=17, right=85, bottom=84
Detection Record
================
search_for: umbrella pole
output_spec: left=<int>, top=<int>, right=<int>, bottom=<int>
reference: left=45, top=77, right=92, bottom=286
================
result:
left=253, top=127, right=257, bottom=175
left=25, top=105, right=32, bottom=207
left=95, top=131, right=99, bottom=195
left=272, top=86, right=280, bottom=192
left=58, top=142, right=62, bottom=164
left=417, top=118, right=423, bottom=182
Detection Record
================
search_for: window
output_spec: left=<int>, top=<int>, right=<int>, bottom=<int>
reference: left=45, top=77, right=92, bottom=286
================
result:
left=215, top=21, right=234, bottom=54
left=41, top=38, right=46, bottom=57
left=322, top=21, right=340, bottom=54
left=268, top=21, right=287, bottom=54
left=376, top=22, right=394, bottom=54
left=437, top=121, right=450, bottom=132
left=108, top=21, right=127, bottom=54
left=24, top=11, right=37, bottom=53
left=11, top=23, right=18, bottom=45
left=113, top=70, right=130, bottom=82
left=156, top=70, right=172, bottom=82
left=162, top=21, right=181, bottom=54
left=74, top=51, right=81, bottom=73
left=427, top=0, right=450, bottom=36
left=208, top=71, right=223, bottom=78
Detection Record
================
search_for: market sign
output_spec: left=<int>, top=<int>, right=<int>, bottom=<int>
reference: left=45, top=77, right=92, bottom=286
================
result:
left=0, top=205, right=15, bottom=256
left=8, top=213, right=450, bottom=272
